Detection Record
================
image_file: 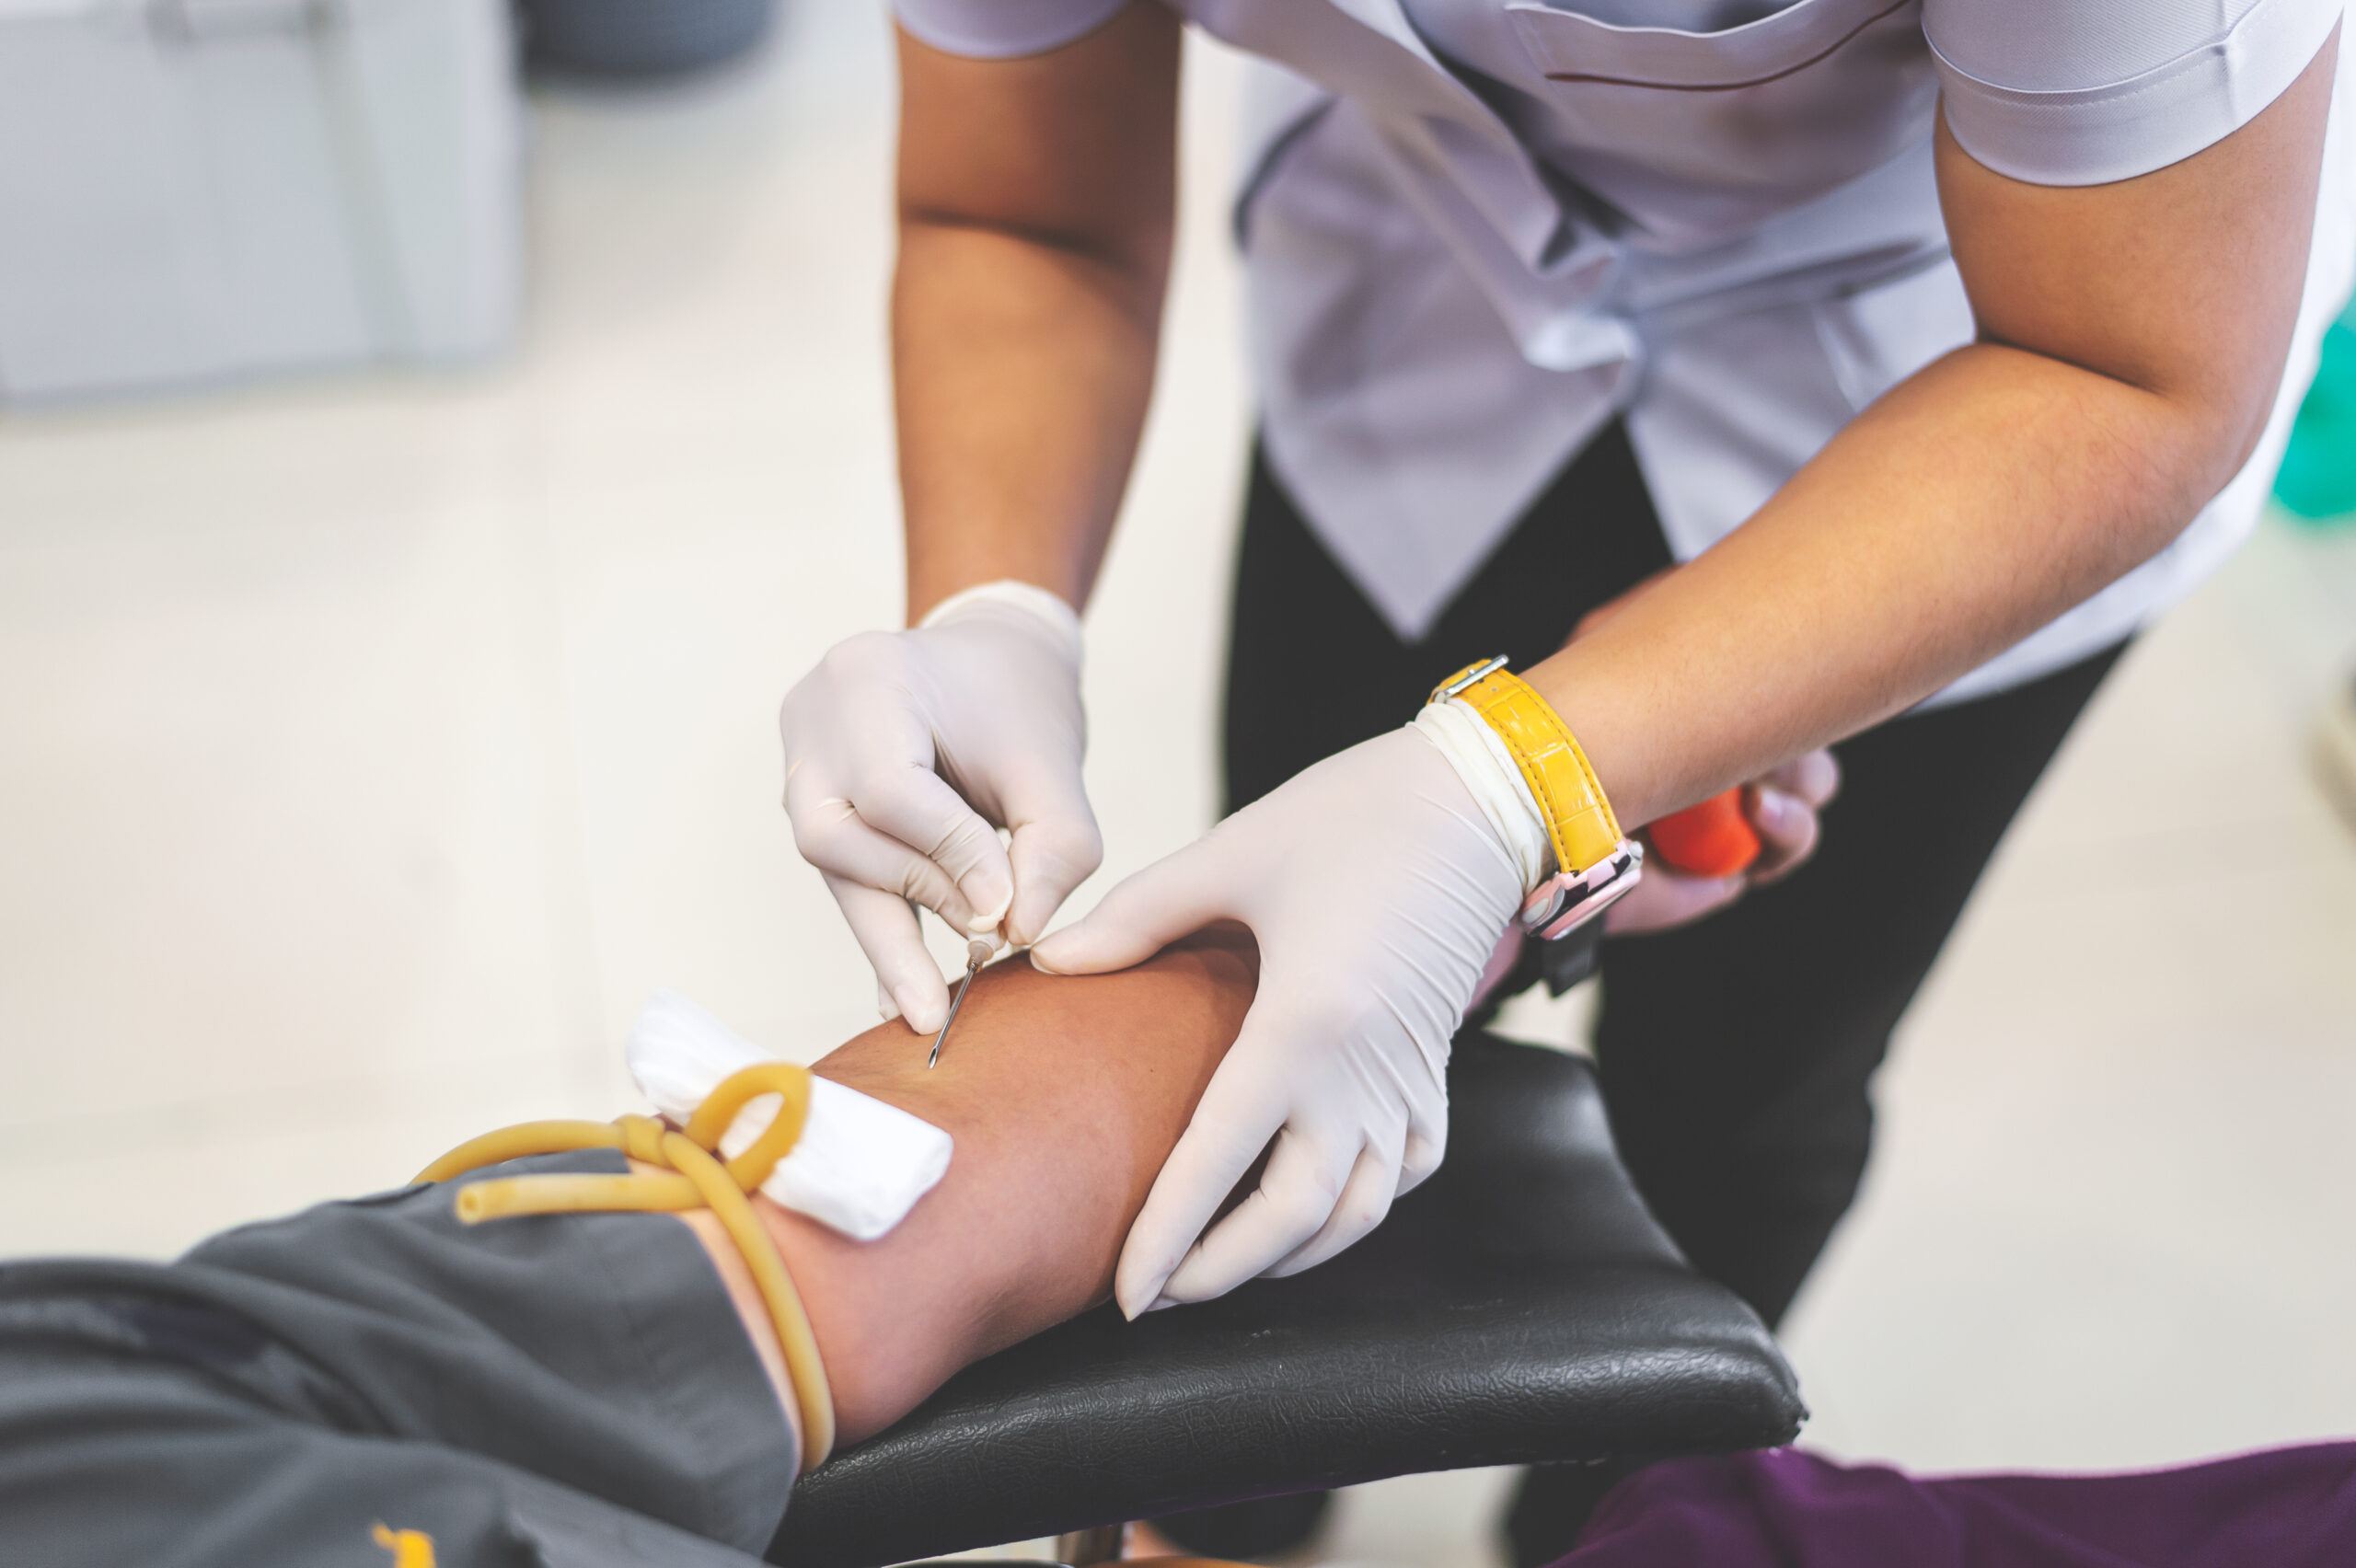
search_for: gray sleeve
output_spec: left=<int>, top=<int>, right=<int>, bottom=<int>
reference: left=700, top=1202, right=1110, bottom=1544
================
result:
left=0, top=1152, right=797, bottom=1566
left=1925, top=0, right=2346, bottom=185
left=895, top=0, right=1137, bottom=58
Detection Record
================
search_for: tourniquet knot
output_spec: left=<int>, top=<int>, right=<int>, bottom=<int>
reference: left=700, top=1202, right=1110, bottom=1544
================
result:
left=416, top=1062, right=836, bottom=1467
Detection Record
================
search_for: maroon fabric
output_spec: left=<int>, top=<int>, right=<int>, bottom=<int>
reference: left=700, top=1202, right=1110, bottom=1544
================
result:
left=1564, top=1443, right=2356, bottom=1568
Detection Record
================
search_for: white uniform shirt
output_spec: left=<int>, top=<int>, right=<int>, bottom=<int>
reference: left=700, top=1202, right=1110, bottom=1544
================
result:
left=899, top=0, right=2355, bottom=701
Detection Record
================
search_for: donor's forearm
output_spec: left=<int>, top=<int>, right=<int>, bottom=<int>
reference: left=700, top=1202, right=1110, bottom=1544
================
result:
left=751, top=931, right=1254, bottom=1445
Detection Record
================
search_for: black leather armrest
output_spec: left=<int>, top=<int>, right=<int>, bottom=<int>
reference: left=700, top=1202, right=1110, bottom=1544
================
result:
left=770, top=1032, right=1803, bottom=1568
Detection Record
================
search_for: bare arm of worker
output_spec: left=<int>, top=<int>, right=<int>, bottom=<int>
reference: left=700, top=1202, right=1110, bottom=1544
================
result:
left=892, top=4, right=1180, bottom=621
left=1532, top=30, right=2340, bottom=829
left=676, top=930, right=1254, bottom=1448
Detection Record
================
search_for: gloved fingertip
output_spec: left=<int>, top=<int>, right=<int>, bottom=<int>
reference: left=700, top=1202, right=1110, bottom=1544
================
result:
left=1114, top=1273, right=1165, bottom=1320
left=900, top=991, right=947, bottom=1036
left=1114, top=1239, right=1182, bottom=1319
left=1795, top=749, right=1842, bottom=804
left=876, top=983, right=901, bottom=1023
left=1753, top=786, right=1802, bottom=834
left=999, top=891, right=1054, bottom=952
left=1159, top=1262, right=1237, bottom=1307
left=1029, top=925, right=1128, bottom=976
left=959, top=876, right=1013, bottom=933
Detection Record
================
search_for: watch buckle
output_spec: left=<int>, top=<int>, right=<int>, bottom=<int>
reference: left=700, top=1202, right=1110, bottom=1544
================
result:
left=1428, top=654, right=1509, bottom=707
left=1519, top=839, right=1644, bottom=940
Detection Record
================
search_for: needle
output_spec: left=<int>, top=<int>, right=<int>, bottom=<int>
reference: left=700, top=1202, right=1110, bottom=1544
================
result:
left=928, top=937, right=996, bottom=1068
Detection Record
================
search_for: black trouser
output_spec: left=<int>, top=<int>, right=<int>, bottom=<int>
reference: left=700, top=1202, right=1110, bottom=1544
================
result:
left=1160, top=426, right=2125, bottom=1563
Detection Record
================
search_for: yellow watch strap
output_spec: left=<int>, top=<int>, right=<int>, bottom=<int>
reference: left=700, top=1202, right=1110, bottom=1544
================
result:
left=1429, top=660, right=1624, bottom=875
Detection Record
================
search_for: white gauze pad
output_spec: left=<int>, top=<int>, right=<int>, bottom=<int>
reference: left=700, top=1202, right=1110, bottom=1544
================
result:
left=626, top=989, right=952, bottom=1241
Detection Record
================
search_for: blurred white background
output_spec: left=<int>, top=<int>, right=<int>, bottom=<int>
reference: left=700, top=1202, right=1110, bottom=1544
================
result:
left=0, top=6, right=2350, bottom=1564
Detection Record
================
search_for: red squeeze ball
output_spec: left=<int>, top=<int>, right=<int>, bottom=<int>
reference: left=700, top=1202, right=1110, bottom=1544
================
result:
left=1648, top=788, right=1761, bottom=878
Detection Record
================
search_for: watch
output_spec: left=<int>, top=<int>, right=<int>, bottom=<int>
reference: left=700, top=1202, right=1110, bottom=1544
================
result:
left=1427, top=655, right=1644, bottom=940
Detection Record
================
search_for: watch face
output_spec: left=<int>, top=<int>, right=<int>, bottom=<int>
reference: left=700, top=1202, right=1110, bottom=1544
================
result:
left=1519, top=841, right=1644, bottom=940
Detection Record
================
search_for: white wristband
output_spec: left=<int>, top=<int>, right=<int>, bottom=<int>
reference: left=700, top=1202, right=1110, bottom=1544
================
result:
left=1412, top=699, right=1555, bottom=895
left=918, top=579, right=1083, bottom=666
left=626, top=990, right=952, bottom=1241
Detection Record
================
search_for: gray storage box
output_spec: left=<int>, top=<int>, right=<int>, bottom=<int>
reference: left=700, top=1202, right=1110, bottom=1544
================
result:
left=0, top=0, right=522, bottom=401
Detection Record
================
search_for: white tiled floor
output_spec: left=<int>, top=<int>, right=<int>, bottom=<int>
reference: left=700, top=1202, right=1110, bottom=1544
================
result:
left=1, top=8, right=2351, bottom=1565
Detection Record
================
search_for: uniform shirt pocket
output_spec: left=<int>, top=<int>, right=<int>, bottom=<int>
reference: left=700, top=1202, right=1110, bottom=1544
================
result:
left=1505, top=0, right=1935, bottom=200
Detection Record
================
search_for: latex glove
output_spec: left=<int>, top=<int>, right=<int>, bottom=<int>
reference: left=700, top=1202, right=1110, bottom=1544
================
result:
left=780, top=582, right=1103, bottom=1033
left=1031, top=723, right=1526, bottom=1316
left=1605, top=750, right=1842, bottom=933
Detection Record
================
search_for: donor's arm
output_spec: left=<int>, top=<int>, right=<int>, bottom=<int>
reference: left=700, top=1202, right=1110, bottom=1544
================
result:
left=681, top=931, right=1256, bottom=1451
left=0, top=932, right=1255, bottom=1568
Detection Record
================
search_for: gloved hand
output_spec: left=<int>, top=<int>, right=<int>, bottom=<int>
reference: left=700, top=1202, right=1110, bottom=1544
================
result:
left=1031, top=723, right=1526, bottom=1316
left=780, top=582, right=1102, bottom=1033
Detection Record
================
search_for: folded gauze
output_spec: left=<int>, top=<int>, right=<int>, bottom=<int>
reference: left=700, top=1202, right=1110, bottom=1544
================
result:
left=626, top=989, right=953, bottom=1241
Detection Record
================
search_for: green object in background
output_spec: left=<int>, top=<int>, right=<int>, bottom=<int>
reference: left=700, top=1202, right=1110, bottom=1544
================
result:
left=2274, top=291, right=2356, bottom=525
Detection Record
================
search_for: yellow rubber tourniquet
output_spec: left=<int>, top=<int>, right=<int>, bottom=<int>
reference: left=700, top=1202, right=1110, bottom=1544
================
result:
left=415, top=1062, right=836, bottom=1470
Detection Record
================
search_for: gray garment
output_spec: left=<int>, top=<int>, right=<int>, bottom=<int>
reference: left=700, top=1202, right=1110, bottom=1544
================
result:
left=0, top=1151, right=797, bottom=1567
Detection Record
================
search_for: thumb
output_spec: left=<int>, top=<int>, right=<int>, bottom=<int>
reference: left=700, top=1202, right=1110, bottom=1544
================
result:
left=1029, top=836, right=1232, bottom=977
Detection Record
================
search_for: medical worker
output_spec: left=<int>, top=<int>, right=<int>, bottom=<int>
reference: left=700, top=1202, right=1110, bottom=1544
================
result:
left=780, top=5, right=2352, bottom=1534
